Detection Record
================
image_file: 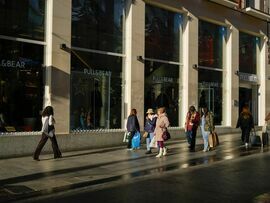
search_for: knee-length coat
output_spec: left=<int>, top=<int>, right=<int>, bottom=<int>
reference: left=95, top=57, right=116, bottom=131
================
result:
left=154, top=113, right=170, bottom=141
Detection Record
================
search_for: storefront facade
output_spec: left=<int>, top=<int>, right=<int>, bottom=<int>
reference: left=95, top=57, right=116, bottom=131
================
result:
left=0, top=0, right=270, bottom=137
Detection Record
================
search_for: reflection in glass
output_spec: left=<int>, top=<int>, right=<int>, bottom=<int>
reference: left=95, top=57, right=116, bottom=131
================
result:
left=0, top=0, right=45, bottom=41
left=145, top=5, right=181, bottom=61
left=0, top=39, right=44, bottom=132
left=72, top=0, right=124, bottom=53
left=198, top=69, right=222, bottom=125
left=144, top=61, right=179, bottom=127
left=70, top=52, right=122, bottom=130
left=239, top=32, right=257, bottom=74
left=199, top=21, right=224, bottom=68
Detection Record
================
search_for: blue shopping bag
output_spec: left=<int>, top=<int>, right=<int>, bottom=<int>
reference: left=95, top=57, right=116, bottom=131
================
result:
left=132, top=131, right=141, bottom=148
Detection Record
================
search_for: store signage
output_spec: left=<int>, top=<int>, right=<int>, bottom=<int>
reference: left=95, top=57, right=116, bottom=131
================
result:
left=200, top=81, right=219, bottom=87
left=238, top=72, right=258, bottom=83
left=152, top=76, right=173, bottom=83
left=83, top=68, right=111, bottom=77
left=0, top=59, right=26, bottom=68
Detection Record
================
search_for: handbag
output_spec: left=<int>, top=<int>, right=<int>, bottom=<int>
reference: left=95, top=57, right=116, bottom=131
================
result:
left=162, top=129, right=171, bottom=141
left=250, top=129, right=261, bottom=146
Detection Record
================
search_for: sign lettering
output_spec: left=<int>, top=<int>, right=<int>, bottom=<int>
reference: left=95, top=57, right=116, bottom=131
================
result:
left=84, top=68, right=111, bottom=77
left=0, top=59, right=25, bottom=68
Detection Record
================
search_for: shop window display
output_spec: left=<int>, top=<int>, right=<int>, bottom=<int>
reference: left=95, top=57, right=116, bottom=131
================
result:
left=70, top=52, right=122, bottom=130
left=0, top=0, right=45, bottom=41
left=198, top=21, right=224, bottom=125
left=239, top=32, right=257, bottom=74
left=145, top=4, right=181, bottom=61
left=198, top=21, right=223, bottom=69
left=72, top=0, right=124, bottom=53
left=0, top=39, right=44, bottom=132
left=144, top=61, right=179, bottom=127
left=144, top=5, right=181, bottom=127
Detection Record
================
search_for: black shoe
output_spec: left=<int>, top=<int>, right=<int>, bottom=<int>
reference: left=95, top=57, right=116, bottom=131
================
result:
left=189, top=149, right=195, bottom=152
left=33, top=158, right=40, bottom=161
left=145, top=150, right=152, bottom=154
left=54, top=155, right=62, bottom=159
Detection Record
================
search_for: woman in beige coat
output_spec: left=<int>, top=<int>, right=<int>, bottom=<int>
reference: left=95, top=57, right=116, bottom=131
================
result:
left=154, top=107, right=170, bottom=158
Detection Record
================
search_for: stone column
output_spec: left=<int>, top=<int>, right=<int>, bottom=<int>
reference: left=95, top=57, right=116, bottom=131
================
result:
left=180, top=13, right=198, bottom=127
left=258, top=35, right=267, bottom=125
left=124, top=0, right=145, bottom=127
left=45, top=0, right=71, bottom=134
left=223, top=24, right=239, bottom=127
left=229, top=25, right=239, bottom=127
left=266, top=40, right=270, bottom=116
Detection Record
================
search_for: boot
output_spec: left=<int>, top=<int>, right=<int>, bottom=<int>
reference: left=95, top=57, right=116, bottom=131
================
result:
left=156, top=148, right=163, bottom=158
left=163, top=147, right=167, bottom=156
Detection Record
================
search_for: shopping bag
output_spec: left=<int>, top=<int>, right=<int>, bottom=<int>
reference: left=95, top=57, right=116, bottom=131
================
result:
left=123, top=132, right=130, bottom=143
left=250, top=130, right=261, bottom=146
left=149, top=135, right=157, bottom=148
left=132, top=131, right=141, bottom=148
left=208, top=131, right=219, bottom=148
left=262, top=132, right=269, bottom=146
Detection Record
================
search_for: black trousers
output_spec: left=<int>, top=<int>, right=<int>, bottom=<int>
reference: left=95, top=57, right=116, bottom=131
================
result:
left=33, top=133, right=62, bottom=159
left=190, top=128, right=198, bottom=150
left=241, top=128, right=251, bottom=143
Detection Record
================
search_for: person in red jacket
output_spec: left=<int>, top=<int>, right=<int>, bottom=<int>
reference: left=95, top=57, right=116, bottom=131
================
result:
left=185, top=106, right=200, bottom=152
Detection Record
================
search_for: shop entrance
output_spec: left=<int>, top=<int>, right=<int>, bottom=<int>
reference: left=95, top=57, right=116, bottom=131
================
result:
left=239, top=85, right=258, bottom=125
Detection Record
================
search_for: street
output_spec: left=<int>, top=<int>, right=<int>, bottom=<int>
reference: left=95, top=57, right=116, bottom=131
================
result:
left=1, top=133, right=270, bottom=203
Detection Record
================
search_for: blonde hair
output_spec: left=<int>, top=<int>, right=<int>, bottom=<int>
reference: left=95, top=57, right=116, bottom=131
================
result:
left=158, top=107, right=166, bottom=114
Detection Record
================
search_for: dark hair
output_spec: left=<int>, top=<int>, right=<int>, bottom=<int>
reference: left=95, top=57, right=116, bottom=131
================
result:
left=130, top=108, right=137, bottom=116
left=189, top=105, right=196, bottom=112
left=42, top=106, right=54, bottom=117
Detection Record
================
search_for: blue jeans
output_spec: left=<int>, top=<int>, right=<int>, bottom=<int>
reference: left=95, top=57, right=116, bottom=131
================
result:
left=186, top=130, right=192, bottom=145
left=201, top=126, right=210, bottom=150
left=146, top=132, right=154, bottom=151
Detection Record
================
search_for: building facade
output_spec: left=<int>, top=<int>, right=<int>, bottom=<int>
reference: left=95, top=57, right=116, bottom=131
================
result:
left=0, top=0, right=270, bottom=137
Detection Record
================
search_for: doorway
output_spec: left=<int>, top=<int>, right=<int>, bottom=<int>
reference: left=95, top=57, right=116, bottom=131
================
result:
left=239, top=86, right=258, bottom=125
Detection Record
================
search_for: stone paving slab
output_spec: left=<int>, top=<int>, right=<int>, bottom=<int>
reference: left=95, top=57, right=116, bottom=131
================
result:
left=0, top=133, right=269, bottom=202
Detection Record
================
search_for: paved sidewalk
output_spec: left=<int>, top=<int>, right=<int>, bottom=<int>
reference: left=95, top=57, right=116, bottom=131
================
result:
left=0, top=133, right=269, bottom=202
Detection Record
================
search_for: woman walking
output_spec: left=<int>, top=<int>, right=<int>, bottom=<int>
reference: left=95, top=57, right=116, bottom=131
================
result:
left=185, top=106, right=200, bottom=152
left=144, top=108, right=157, bottom=154
left=33, top=106, right=62, bottom=161
left=236, top=105, right=254, bottom=147
left=126, top=108, right=140, bottom=150
left=154, top=107, right=170, bottom=158
left=200, top=107, right=214, bottom=152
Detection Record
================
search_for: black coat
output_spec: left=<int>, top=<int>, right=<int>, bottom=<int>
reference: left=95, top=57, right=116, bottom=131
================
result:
left=236, top=112, right=254, bottom=130
left=126, top=115, right=140, bottom=132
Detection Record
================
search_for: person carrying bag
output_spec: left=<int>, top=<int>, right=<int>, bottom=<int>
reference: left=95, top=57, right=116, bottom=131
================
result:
left=33, top=106, right=62, bottom=161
